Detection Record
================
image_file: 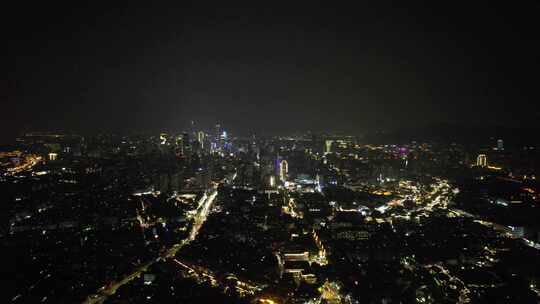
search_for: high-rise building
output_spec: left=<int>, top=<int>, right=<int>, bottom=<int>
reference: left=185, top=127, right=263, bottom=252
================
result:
left=159, top=133, right=168, bottom=145
left=324, top=139, right=334, bottom=154
left=182, top=132, right=190, bottom=155
left=190, top=120, right=196, bottom=135
left=279, top=160, right=288, bottom=182
left=175, top=136, right=184, bottom=155
left=324, top=140, right=333, bottom=154
left=269, top=175, right=276, bottom=188
left=215, top=123, right=221, bottom=139
left=214, top=123, right=222, bottom=151
left=477, top=154, right=487, bottom=167
left=316, top=174, right=323, bottom=192
left=197, top=131, right=205, bottom=149
left=48, top=153, right=58, bottom=161
left=497, top=139, right=504, bottom=151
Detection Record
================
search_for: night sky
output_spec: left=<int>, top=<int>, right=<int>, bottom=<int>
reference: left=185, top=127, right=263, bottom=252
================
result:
left=2, top=2, right=539, bottom=143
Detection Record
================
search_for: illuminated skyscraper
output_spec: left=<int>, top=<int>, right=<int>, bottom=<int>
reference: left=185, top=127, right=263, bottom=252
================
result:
left=182, top=132, right=190, bottom=155
left=269, top=175, right=276, bottom=187
left=316, top=174, right=323, bottom=192
left=324, top=140, right=333, bottom=154
left=190, top=120, right=196, bottom=135
left=159, top=133, right=168, bottom=145
left=279, top=160, right=288, bottom=182
left=48, top=153, right=58, bottom=161
left=497, top=139, right=504, bottom=151
left=215, top=123, right=221, bottom=140
left=175, top=136, right=184, bottom=155
left=214, top=123, right=222, bottom=151
left=477, top=154, right=487, bottom=167
left=197, top=131, right=205, bottom=149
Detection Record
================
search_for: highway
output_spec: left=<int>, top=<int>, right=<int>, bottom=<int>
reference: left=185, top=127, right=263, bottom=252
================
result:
left=189, top=190, right=218, bottom=241
left=6, top=155, right=42, bottom=176
left=82, top=185, right=219, bottom=304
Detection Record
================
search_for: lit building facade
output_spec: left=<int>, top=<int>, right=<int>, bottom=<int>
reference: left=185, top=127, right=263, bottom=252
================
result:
left=324, top=140, right=333, bottom=154
left=48, top=153, right=58, bottom=161
left=197, top=131, right=205, bottom=149
left=279, top=160, right=288, bottom=182
left=477, top=154, right=487, bottom=167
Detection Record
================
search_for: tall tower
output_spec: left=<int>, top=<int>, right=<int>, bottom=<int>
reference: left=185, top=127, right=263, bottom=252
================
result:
left=159, top=133, right=168, bottom=145
left=269, top=175, right=276, bottom=188
left=497, top=139, right=504, bottom=151
left=279, top=160, right=288, bottom=182
left=176, top=136, right=184, bottom=155
left=190, top=120, right=196, bottom=135
left=316, top=174, right=323, bottom=192
left=197, top=131, right=205, bottom=149
left=182, top=132, right=190, bottom=155
left=48, top=153, right=58, bottom=161
left=476, top=154, right=487, bottom=167
left=214, top=123, right=222, bottom=151
left=324, top=140, right=333, bottom=154
left=215, top=123, right=221, bottom=139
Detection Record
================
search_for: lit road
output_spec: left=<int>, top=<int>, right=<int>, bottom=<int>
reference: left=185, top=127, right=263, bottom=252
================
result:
left=171, top=258, right=263, bottom=297
left=189, top=190, right=218, bottom=241
left=425, top=263, right=471, bottom=304
left=6, top=155, right=42, bottom=176
left=82, top=185, right=219, bottom=304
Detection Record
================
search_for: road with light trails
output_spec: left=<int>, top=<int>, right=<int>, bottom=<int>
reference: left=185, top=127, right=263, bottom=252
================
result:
left=189, top=190, right=218, bottom=241
left=82, top=185, right=219, bottom=304
left=171, top=258, right=264, bottom=297
left=409, top=179, right=540, bottom=251
left=6, top=155, right=42, bottom=175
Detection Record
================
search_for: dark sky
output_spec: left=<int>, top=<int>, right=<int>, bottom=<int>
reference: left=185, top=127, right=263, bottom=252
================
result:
left=2, top=2, right=539, bottom=142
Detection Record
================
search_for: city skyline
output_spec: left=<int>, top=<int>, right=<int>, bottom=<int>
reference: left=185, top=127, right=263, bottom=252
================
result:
left=3, top=128, right=540, bottom=303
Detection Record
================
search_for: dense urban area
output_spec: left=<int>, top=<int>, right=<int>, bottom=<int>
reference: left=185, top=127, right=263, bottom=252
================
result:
left=3, top=125, right=540, bottom=303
